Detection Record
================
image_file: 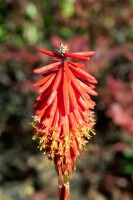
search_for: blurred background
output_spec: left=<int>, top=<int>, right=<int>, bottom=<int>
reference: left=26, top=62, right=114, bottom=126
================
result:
left=0, top=0, right=133, bottom=200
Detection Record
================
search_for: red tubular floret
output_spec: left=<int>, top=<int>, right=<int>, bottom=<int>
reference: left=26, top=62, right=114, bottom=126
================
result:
left=66, top=53, right=90, bottom=61
left=33, top=61, right=61, bottom=74
left=69, top=51, right=95, bottom=56
left=69, top=62, right=85, bottom=68
left=39, top=48, right=58, bottom=57
left=69, top=63, right=97, bottom=84
left=33, top=74, right=53, bottom=88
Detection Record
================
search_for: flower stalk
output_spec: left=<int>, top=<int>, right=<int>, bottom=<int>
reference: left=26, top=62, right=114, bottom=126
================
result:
left=32, top=43, right=97, bottom=200
left=58, top=182, right=70, bottom=200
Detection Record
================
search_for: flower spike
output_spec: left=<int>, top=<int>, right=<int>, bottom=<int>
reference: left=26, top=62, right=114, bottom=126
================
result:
left=32, top=43, right=97, bottom=200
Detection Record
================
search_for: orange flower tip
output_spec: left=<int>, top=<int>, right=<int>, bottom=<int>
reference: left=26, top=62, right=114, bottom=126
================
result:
left=32, top=83, right=37, bottom=87
left=93, top=91, right=98, bottom=96
left=95, top=79, right=98, bottom=84
left=89, top=51, right=95, bottom=55
left=91, top=79, right=98, bottom=84
left=33, top=68, right=39, bottom=74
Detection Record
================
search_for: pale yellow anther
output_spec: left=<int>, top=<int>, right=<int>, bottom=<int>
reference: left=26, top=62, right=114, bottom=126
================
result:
left=51, top=141, right=57, bottom=150
left=59, top=43, right=69, bottom=54
left=32, top=135, right=37, bottom=140
left=59, top=142, right=63, bottom=150
left=81, top=128, right=92, bottom=139
left=30, top=121, right=38, bottom=128
left=76, top=137, right=82, bottom=149
left=65, top=136, right=69, bottom=143
left=39, top=142, right=46, bottom=151
left=32, top=131, right=40, bottom=140
left=52, top=130, right=57, bottom=139
left=64, top=136, right=70, bottom=154
left=90, top=129, right=96, bottom=135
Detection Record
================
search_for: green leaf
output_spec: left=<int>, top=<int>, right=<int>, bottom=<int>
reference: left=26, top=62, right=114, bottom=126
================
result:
left=26, top=3, right=37, bottom=19
left=60, top=0, right=75, bottom=17
left=124, top=164, right=133, bottom=174
left=60, top=27, right=73, bottom=38
left=123, top=150, right=133, bottom=159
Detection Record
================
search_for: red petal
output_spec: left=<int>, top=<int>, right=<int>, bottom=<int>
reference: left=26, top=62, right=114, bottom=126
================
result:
left=63, top=70, right=70, bottom=115
left=33, top=61, right=61, bottom=74
left=52, top=68, right=62, bottom=91
left=34, top=97, right=47, bottom=111
left=78, top=96, right=88, bottom=110
left=82, top=96, right=95, bottom=109
left=38, top=74, right=56, bottom=93
left=78, top=107, right=88, bottom=121
left=67, top=84, right=78, bottom=111
left=39, top=48, right=58, bottom=57
left=64, top=61, right=71, bottom=83
left=46, top=68, right=62, bottom=106
left=70, top=51, right=95, bottom=56
left=52, top=108, right=59, bottom=128
left=49, top=95, right=57, bottom=116
left=74, top=109, right=83, bottom=125
left=69, top=112, right=78, bottom=128
left=62, top=115, right=69, bottom=136
left=67, top=67, right=86, bottom=97
left=69, top=62, right=85, bottom=68
left=47, top=91, right=57, bottom=106
left=36, top=87, right=51, bottom=102
left=67, top=53, right=90, bottom=61
left=70, top=138, right=79, bottom=157
left=69, top=63, right=97, bottom=83
left=78, top=80, right=98, bottom=96
left=35, top=101, right=48, bottom=118
left=33, top=74, right=53, bottom=87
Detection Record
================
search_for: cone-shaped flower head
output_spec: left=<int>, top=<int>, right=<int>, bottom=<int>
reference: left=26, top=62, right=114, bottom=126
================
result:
left=32, top=43, right=97, bottom=199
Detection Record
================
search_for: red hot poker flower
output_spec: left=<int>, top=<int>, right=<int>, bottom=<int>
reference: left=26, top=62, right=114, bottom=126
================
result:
left=32, top=43, right=97, bottom=200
